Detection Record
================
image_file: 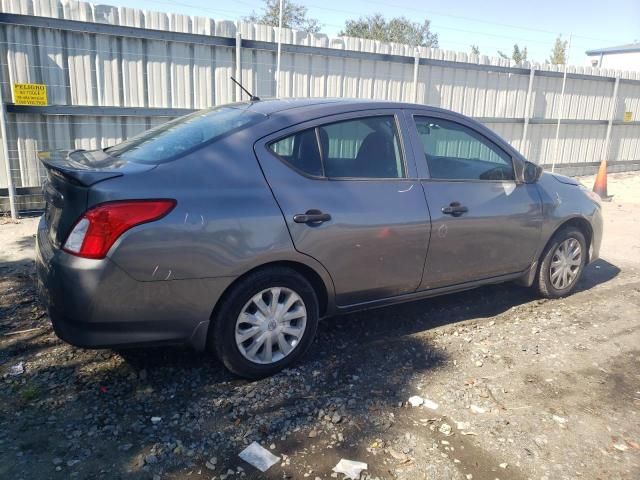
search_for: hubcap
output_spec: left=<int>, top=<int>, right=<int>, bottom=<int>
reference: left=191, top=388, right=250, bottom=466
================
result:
left=550, top=238, right=582, bottom=290
left=235, top=287, right=307, bottom=365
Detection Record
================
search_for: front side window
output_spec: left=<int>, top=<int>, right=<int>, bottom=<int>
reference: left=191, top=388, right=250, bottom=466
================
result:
left=269, top=115, right=405, bottom=179
left=414, top=117, right=514, bottom=181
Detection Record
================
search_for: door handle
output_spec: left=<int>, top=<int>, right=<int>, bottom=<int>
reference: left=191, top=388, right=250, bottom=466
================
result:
left=441, top=202, right=468, bottom=217
left=293, top=209, right=331, bottom=224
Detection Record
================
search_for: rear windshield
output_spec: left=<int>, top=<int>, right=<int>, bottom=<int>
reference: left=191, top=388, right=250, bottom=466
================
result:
left=106, top=106, right=265, bottom=164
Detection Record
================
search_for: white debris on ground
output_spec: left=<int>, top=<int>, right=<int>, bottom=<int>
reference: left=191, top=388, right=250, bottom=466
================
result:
left=238, top=442, right=280, bottom=472
left=552, top=414, right=567, bottom=424
left=8, top=361, right=24, bottom=376
left=438, top=423, right=452, bottom=435
left=332, top=458, right=368, bottom=479
left=408, top=395, right=438, bottom=410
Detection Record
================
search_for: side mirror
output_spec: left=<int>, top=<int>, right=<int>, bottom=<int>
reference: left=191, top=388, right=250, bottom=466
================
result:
left=523, top=161, right=543, bottom=183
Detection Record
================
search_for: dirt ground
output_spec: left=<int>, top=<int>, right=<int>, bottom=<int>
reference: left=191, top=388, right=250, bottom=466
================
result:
left=1, top=172, right=639, bottom=480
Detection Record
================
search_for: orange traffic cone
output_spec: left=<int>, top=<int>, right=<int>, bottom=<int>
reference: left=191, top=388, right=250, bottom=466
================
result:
left=593, top=159, right=611, bottom=201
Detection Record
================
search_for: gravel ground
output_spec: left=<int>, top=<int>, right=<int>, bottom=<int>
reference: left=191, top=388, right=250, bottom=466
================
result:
left=1, top=172, right=639, bottom=480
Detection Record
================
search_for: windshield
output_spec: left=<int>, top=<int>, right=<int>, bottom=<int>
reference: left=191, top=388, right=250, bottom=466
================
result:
left=106, top=106, right=265, bottom=164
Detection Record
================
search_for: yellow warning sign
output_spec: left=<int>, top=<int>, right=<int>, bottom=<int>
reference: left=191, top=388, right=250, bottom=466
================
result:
left=12, top=83, right=48, bottom=106
left=623, top=111, right=633, bottom=122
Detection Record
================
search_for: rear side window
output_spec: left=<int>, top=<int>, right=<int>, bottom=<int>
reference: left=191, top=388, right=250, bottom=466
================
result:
left=107, top=106, right=265, bottom=164
left=269, top=115, right=404, bottom=179
left=270, top=128, right=323, bottom=176
left=414, top=116, right=514, bottom=181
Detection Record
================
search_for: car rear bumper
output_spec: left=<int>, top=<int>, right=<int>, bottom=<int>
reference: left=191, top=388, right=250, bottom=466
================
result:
left=36, top=216, right=232, bottom=351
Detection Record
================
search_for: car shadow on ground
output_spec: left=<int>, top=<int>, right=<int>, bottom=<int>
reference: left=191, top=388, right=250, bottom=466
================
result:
left=0, top=256, right=623, bottom=479
left=575, top=258, right=620, bottom=292
left=313, top=257, right=619, bottom=355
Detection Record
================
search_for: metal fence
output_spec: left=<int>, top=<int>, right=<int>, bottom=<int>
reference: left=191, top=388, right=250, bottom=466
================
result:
left=2, top=0, right=640, bottom=215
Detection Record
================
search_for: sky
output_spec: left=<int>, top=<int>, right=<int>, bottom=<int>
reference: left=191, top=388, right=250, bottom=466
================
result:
left=104, top=0, right=640, bottom=64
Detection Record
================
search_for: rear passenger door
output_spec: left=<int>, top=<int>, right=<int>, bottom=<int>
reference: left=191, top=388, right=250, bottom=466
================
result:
left=255, top=110, right=431, bottom=306
left=404, top=111, right=543, bottom=290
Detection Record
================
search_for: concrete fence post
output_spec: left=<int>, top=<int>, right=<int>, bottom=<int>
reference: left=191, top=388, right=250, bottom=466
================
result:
left=602, top=76, right=620, bottom=163
left=413, top=49, right=420, bottom=104
left=551, top=69, right=569, bottom=173
left=235, top=32, right=242, bottom=102
left=275, top=0, right=283, bottom=98
left=0, top=95, right=17, bottom=219
left=551, top=35, right=573, bottom=173
left=520, top=67, right=536, bottom=158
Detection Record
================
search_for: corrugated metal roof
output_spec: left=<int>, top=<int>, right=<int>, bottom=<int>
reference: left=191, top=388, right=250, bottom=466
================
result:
left=586, top=43, right=640, bottom=55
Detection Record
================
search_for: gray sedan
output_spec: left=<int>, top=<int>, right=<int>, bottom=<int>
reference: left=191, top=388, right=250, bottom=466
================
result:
left=36, top=99, right=603, bottom=378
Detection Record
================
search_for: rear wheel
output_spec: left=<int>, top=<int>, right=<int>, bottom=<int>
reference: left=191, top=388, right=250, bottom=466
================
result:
left=210, top=267, right=319, bottom=378
left=536, top=227, right=587, bottom=298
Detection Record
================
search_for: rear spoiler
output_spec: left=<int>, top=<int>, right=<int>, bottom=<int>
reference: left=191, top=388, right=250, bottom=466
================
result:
left=38, top=150, right=124, bottom=187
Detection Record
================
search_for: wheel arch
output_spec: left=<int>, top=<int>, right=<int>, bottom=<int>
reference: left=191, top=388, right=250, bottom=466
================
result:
left=530, top=216, right=593, bottom=297
left=209, top=260, right=332, bottom=327
left=518, top=215, right=594, bottom=288
left=546, top=216, right=593, bottom=262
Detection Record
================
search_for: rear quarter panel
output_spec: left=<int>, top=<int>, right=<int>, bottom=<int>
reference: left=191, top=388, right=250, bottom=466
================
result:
left=92, top=130, right=333, bottom=294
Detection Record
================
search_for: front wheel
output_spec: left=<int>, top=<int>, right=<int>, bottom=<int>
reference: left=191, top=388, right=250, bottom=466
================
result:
left=210, top=267, right=319, bottom=379
left=536, top=227, right=587, bottom=298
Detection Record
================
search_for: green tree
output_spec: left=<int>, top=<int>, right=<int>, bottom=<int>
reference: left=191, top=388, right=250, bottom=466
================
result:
left=513, top=44, right=528, bottom=63
left=498, top=44, right=528, bottom=63
left=340, top=14, right=439, bottom=48
left=244, top=0, right=321, bottom=34
left=470, top=45, right=480, bottom=55
left=549, top=35, right=568, bottom=64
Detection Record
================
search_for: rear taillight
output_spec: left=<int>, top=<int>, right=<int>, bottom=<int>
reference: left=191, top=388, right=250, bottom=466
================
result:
left=63, top=200, right=176, bottom=259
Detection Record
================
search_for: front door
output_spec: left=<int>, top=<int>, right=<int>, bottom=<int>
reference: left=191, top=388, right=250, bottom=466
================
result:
left=255, top=111, right=431, bottom=306
left=405, top=112, right=543, bottom=290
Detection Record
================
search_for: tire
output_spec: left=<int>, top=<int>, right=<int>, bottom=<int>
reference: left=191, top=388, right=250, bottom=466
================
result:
left=536, top=227, right=587, bottom=298
left=210, top=266, right=319, bottom=379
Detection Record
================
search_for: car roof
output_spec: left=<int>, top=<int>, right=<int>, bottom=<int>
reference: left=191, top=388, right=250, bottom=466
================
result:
left=230, top=98, right=433, bottom=115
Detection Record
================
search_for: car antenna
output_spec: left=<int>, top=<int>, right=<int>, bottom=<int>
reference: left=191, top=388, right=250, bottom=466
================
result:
left=231, top=76, right=260, bottom=102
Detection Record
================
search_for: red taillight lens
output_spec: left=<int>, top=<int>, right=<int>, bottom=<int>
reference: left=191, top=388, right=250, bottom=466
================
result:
left=63, top=199, right=176, bottom=259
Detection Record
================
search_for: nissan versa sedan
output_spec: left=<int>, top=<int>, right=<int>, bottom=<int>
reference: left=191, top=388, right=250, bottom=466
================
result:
left=36, top=99, right=603, bottom=378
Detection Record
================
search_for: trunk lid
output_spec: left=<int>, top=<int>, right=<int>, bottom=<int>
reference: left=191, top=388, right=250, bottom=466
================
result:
left=39, top=149, right=155, bottom=247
